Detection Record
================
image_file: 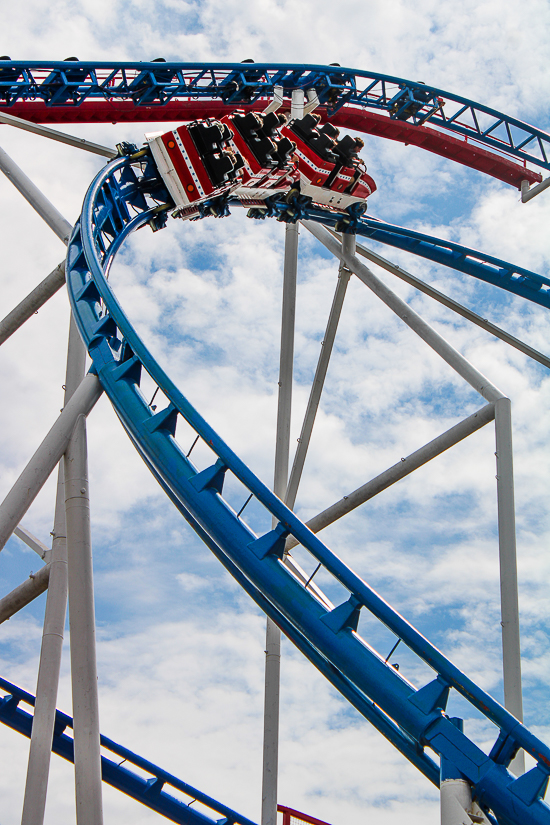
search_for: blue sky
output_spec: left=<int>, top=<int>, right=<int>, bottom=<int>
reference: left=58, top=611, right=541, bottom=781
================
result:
left=0, top=2, right=550, bottom=824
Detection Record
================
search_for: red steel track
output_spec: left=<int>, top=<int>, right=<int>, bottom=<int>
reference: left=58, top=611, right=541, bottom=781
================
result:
left=1, top=100, right=541, bottom=189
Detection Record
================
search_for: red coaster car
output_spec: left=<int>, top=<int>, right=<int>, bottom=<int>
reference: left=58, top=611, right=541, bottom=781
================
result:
left=220, top=110, right=299, bottom=206
left=146, top=119, right=245, bottom=218
left=146, top=110, right=376, bottom=220
left=280, top=113, right=376, bottom=211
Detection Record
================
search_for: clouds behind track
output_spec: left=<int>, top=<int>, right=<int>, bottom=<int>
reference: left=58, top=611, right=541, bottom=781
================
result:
left=0, top=3, right=549, bottom=824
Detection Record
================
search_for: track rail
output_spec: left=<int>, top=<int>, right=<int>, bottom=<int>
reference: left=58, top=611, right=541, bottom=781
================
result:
left=62, top=149, right=550, bottom=824
left=0, top=62, right=545, bottom=187
left=246, top=202, right=550, bottom=310
left=0, top=677, right=256, bottom=825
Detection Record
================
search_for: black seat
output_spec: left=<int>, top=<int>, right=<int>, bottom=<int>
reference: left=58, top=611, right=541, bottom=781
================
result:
left=204, top=152, right=236, bottom=186
left=271, top=137, right=296, bottom=167
left=261, top=112, right=286, bottom=136
left=309, top=132, right=338, bottom=160
left=320, top=122, right=339, bottom=140
left=290, top=113, right=321, bottom=141
left=188, top=121, right=227, bottom=156
left=232, top=112, right=263, bottom=141
left=253, top=136, right=278, bottom=168
left=333, top=135, right=360, bottom=166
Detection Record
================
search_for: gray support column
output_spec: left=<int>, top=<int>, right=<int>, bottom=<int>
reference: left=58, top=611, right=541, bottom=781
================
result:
left=0, top=145, right=72, bottom=243
left=338, top=232, right=550, bottom=371
left=262, top=616, right=281, bottom=825
left=286, top=403, right=495, bottom=551
left=273, top=222, right=299, bottom=503
left=65, top=414, right=104, bottom=825
left=494, top=397, right=524, bottom=775
left=304, top=221, right=503, bottom=405
left=0, top=112, right=116, bottom=158
left=20, top=467, right=67, bottom=824
left=21, top=315, right=86, bottom=825
left=0, top=372, right=102, bottom=552
left=261, top=222, right=299, bottom=825
left=0, top=565, right=50, bottom=624
left=308, top=219, right=524, bottom=774
left=0, top=262, right=65, bottom=346
left=286, top=234, right=354, bottom=510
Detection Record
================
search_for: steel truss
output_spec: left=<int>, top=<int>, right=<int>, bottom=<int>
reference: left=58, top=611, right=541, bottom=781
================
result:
left=0, top=70, right=549, bottom=825
left=0, top=61, right=547, bottom=187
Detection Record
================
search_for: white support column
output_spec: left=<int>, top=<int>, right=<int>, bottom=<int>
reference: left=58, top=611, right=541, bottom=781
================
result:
left=261, top=221, right=299, bottom=825
left=273, top=222, right=299, bottom=503
left=0, top=145, right=72, bottom=244
left=65, top=413, right=104, bottom=825
left=286, top=403, right=495, bottom=551
left=494, top=397, right=524, bottom=775
left=290, top=89, right=305, bottom=121
left=21, top=315, right=86, bottom=825
left=521, top=176, right=550, bottom=203
left=0, top=372, right=102, bottom=552
left=21, top=466, right=67, bottom=824
left=0, top=261, right=65, bottom=346
left=0, top=565, right=50, bottom=623
left=286, top=234, right=354, bottom=510
left=0, top=112, right=116, bottom=158
left=262, top=616, right=281, bottom=825
left=307, top=219, right=525, bottom=776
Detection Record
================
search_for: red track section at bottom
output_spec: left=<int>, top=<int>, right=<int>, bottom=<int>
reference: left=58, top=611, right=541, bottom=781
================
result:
left=0, top=100, right=542, bottom=189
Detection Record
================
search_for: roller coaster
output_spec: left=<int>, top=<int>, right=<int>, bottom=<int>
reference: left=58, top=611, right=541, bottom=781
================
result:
left=0, top=60, right=549, bottom=825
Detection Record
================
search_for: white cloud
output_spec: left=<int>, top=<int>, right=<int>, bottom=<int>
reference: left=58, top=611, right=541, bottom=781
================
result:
left=1, top=5, right=550, bottom=824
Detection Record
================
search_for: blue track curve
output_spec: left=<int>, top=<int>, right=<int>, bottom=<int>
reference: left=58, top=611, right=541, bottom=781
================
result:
left=0, top=677, right=257, bottom=825
left=1, top=61, right=549, bottom=173
left=62, top=145, right=550, bottom=823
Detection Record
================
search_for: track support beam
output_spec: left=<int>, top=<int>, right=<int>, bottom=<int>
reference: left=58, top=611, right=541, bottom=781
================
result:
left=22, top=314, right=87, bottom=825
left=0, top=112, right=116, bottom=158
left=286, top=402, right=495, bottom=550
left=0, top=373, right=102, bottom=553
left=65, top=413, right=104, bottom=824
left=329, top=231, right=550, bottom=371
left=286, top=234, right=353, bottom=510
left=0, top=145, right=72, bottom=243
left=0, top=565, right=50, bottom=624
left=0, top=262, right=65, bottom=346
left=262, top=221, right=299, bottom=825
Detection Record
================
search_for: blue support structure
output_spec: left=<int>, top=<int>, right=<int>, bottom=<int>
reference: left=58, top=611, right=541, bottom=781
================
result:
left=0, top=61, right=549, bottom=174
left=55, top=149, right=550, bottom=825
left=242, top=198, right=550, bottom=309
left=0, top=677, right=257, bottom=825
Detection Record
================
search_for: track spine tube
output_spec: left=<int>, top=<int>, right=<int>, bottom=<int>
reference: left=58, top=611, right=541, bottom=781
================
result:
left=63, top=156, right=550, bottom=825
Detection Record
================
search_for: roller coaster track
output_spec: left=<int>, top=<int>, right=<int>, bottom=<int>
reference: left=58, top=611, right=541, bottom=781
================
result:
left=51, top=135, right=550, bottom=824
left=0, top=61, right=547, bottom=188
left=2, top=63, right=549, bottom=824
left=0, top=677, right=257, bottom=825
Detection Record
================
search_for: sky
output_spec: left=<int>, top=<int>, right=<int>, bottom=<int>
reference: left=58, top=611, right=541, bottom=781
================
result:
left=0, top=2, right=550, bottom=824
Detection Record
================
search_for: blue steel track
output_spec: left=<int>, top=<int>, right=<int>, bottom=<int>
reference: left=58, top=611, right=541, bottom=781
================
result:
left=0, top=677, right=257, bottom=825
left=58, top=147, right=550, bottom=825
left=1, top=61, right=549, bottom=174
left=2, top=64, right=550, bottom=825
